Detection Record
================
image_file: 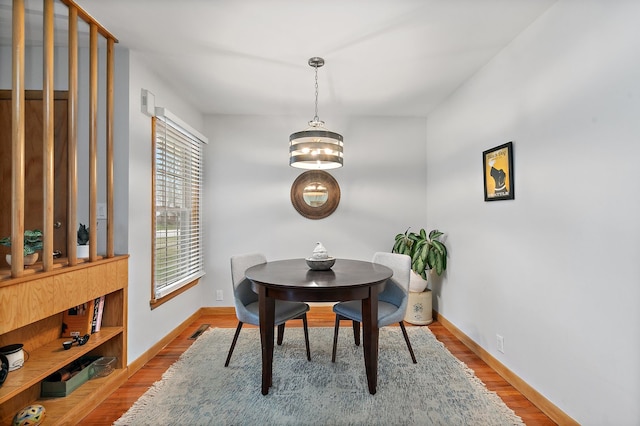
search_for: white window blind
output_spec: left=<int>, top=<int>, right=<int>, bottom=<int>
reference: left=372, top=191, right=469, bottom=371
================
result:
left=153, top=109, right=207, bottom=300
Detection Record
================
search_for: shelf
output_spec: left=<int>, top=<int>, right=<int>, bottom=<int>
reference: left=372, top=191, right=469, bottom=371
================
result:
left=0, top=256, right=128, bottom=424
left=0, top=327, right=122, bottom=404
left=0, top=256, right=128, bottom=335
left=1, top=367, right=128, bottom=426
left=0, top=255, right=116, bottom=289
left=0, top=258, right=69, bottom=282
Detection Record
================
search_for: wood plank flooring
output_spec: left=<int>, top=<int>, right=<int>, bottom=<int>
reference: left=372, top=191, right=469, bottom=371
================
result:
left=81, top=309, right=555, bottom=425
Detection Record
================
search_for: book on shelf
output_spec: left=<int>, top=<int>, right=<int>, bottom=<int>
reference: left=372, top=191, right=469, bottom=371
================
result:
left=61, top=300, right=95, bottom=337
left=92, top=295, right=106, bottom=333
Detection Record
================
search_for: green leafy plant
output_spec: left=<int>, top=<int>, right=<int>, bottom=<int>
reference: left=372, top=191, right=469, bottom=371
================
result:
left=77, top=224, right=89, bottom=245
left=0, top=229, right=44, bottom=255
left=392, top=228, right=448, bottom=279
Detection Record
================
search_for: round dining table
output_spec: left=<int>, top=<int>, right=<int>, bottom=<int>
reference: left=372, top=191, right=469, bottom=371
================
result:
left=245, top=258, right=393, bottom=395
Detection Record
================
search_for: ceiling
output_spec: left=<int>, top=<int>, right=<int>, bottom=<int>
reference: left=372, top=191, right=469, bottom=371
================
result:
left=5, top=0, right=556, bottom=117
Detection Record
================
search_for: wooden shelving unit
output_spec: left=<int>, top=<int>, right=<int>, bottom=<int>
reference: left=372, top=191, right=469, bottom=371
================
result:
left=0, top=256, right=128, bottom=425
left=1, top=2, right=125, bottom=423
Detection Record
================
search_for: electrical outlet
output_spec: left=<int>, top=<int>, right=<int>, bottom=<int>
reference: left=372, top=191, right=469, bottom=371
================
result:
left=496, top=334, right=504, bottom=353
left=216, top=290, right=223, bottom=301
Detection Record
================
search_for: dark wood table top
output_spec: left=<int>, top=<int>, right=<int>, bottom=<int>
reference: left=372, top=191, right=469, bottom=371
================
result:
left=245, top=258, right=392, bottom=290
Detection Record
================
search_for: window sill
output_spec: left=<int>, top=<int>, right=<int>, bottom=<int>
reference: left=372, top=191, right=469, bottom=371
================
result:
left=149, top=277, right=201, bottom=310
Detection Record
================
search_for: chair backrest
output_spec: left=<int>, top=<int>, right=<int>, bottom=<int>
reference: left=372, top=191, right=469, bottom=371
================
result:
left=230, top=253, right=267, bottom=323
left=372, top=252, right=411, bottom=324
left=230, top=253, right=267, bottom=288
left=372, top=251, right=411, bottom=293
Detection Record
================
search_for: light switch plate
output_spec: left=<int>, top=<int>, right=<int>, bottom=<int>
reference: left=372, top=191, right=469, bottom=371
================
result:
left=97, top=203, right=107, bottom=219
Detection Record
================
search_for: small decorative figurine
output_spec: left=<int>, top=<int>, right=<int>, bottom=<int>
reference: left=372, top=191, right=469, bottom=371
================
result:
left=311, top=242, right=329, bottom=259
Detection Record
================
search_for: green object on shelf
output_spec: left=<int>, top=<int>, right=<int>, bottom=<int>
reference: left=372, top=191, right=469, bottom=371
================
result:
left=0, top=229, right=44, bottom=256
left=40, top=356, right=100, bottom=397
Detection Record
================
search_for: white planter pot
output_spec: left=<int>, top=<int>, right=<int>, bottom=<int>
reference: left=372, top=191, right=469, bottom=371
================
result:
left=404, top=290, right=433, bottom=325
left=408, top=270, right=428, bottom=293
left=77, top=245, right=89, bottom=258
left=5, top=253, right=39, bottom=266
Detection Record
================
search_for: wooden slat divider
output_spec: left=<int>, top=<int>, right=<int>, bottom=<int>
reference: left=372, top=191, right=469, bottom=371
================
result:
left=107, top=38, right=115, bottom=257
left=60, top=0, right=119, bottom=43
left=11, top=0, right=25, bottom=277
left=42, top=0, right=54, bottom=272
left=89, top=23, right=98, bottom=261
left=67, top=4, right=78, bottom=265
left=4, top=0, right=119, bottom=278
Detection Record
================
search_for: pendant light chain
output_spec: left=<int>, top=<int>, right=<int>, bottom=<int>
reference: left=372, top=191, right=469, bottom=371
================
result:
left=313, top=62, right=320, bottom=123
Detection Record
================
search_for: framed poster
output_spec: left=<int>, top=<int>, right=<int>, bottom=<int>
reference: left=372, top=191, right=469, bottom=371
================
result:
left=483, top=142, right=514, bottom=201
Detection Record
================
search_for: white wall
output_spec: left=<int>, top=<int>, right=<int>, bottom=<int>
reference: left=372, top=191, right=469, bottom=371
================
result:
left=426, top=1, right=640, bottom=424
left=123, top=50, right=211, bottom=361
left=201, top=115, right=427, bottom=306
left=0, top=46, right=69, bottom=90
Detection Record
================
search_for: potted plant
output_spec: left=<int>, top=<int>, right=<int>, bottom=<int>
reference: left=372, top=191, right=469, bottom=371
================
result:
left=77, top=224, right=89, bottom=258
left=392, top=228, right=448, bottom=325
left=0, top=229, right=44, bottom=265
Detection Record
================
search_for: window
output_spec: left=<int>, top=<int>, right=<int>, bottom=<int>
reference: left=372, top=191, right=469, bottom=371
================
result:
left=152, top=108, right=207, bottom=305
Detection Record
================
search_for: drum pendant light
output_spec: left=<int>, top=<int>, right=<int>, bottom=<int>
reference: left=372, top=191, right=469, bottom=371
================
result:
left=289, top=57, right=343, bottom=169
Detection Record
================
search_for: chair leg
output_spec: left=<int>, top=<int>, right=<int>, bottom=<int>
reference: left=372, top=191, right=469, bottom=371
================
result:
left=399, top=321, right=417, bottom=364
left=352, top=320, right=361, bottom=346
left=224, top=321, right=244, bottom=367
left=277, top=323, right=285, bottom=345
left=331, top=314, right=341, bottom=362
left=302, top=314, right=311, bottom=361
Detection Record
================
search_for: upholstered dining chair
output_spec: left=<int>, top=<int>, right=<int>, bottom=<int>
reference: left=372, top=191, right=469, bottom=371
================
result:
left=331, top=252, right=417, bottom=364
left=225, top=253, right=311, bottom=367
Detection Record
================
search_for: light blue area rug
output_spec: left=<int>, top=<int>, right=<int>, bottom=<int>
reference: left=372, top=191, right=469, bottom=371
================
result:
left=115, top=327, right=524, bottom=425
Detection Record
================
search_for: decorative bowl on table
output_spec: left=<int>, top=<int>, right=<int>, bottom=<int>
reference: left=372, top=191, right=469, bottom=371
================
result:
left=305, top=257, right=336, bottom=271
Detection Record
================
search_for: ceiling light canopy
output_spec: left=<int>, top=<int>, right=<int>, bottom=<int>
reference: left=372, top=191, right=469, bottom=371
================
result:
left=289, top=57, right=343, bottom=170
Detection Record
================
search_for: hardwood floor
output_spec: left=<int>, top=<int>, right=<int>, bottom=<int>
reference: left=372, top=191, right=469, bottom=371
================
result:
left=82, top=309, right=556, bottom=425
